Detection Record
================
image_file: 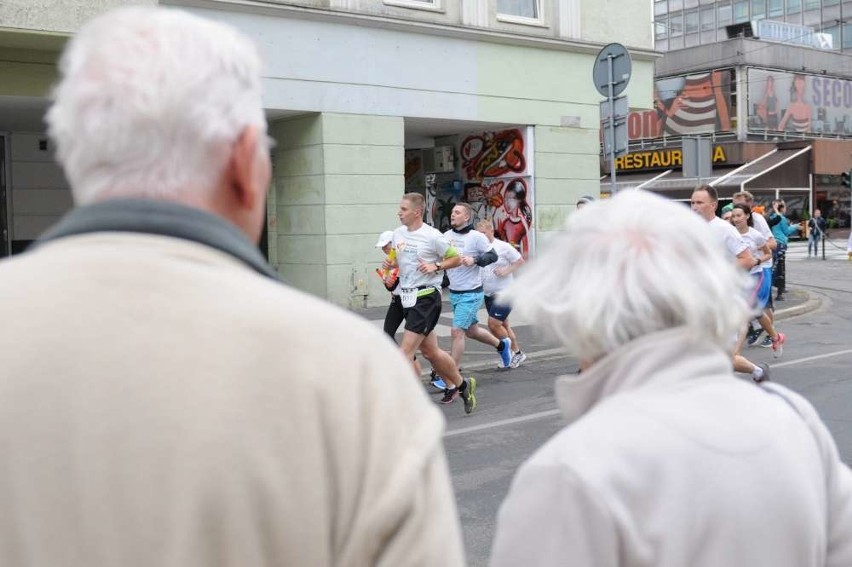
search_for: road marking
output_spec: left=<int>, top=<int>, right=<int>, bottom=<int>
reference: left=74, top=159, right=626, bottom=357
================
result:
left=771, top=348, right=852, bottom=369
left=444, top=348, right=852, bottom=438
left=445, top=409, right=561, bottom=438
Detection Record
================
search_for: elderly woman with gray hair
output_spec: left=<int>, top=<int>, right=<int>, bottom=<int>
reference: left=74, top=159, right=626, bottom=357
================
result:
left=489, top=190, right=852, bottom=567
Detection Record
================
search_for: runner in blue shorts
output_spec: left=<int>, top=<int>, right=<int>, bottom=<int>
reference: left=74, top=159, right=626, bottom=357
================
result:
left=443, top=203, right=512, bottom=371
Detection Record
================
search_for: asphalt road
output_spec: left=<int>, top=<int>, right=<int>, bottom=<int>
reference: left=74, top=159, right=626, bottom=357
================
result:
left=437, top=248, right=852, bottom=567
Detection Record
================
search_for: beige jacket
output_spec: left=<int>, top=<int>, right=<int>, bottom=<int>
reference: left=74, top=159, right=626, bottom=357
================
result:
left=0, top=204, right=464, bottom=567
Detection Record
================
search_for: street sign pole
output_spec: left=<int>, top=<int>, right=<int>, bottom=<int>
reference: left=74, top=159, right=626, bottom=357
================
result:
left=608, top=54, right=617, bottom=195
left=593, top=43, right=631, bottom=197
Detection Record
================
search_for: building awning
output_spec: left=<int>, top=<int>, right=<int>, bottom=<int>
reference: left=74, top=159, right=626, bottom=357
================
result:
left=710, top=146, right=811, bottom=192
left=602, top=145, right=812, bottom=200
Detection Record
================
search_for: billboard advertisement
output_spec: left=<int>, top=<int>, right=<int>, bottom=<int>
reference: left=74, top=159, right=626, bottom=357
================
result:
left=747, top=68, right=852, bottom=136
left=626, top=70, right=734, bottom=140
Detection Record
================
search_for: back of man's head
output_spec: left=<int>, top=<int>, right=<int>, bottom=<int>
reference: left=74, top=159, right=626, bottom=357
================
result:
left=504, top=190, right=751, bottom=363
left=47, top=7, right=267, bottom=205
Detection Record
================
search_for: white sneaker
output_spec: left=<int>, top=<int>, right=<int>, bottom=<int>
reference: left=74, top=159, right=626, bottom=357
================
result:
left=509, top=351, right=527, bottom=368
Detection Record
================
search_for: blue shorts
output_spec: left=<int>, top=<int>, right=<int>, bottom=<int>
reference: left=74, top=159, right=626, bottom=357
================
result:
left=450, top=290, right=484, bottom=330
left=752, top=268, right=772, bottom=310
left=484, top=294, right=512, bottom=321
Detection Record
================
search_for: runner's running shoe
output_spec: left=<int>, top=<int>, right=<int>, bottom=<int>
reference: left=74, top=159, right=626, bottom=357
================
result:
left=771, top=332, right=785, bottom=358
left=759, top=336, right=773, bottom=348
left=746, top=327, right=764, bottom=347
left=753, top=363, right=771, bottom=383
left=461, top=377, right=477, bottom=414
left=509, top=351, right=527, bottom=368
left=430, top=371, right=446, bottom=390
left=439, top=388, right=458, bottom=404
left=498, top=338, right=512, bottom=368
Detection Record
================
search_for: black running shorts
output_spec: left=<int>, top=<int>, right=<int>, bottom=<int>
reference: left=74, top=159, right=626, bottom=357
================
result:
left=403, top=288, right=442, bottom=336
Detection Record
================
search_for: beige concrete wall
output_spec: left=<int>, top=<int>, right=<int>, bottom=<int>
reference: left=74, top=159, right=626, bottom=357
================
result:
left=0, top=0, right=156, bottom=34
left=270, top=112, right=404, bottom=308
left=8, top=132, right=72, bottom=244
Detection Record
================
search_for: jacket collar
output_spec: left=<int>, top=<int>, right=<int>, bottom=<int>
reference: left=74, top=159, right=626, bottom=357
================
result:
left=34, top=199, right=281, bottom=282
left=555, top=327, right=733, bottom=424
left=451, top=224, right=473, bottom=234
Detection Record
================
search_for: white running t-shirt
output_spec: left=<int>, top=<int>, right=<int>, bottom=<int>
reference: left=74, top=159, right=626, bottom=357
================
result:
left=443, top=229, right=493, bottom=292
left=482, top=239, right=523, bottom=296
left=739, top=227, right=767, bottom=275
left=752, top=213, right=774, bottom=269
left=709, top=216, right=748, bottom=259
left=393, top=224, right=452, bottom=290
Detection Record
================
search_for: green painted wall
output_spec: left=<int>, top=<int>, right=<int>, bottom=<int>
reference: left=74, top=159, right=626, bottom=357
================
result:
left=270, top=113, right=404, bottom=308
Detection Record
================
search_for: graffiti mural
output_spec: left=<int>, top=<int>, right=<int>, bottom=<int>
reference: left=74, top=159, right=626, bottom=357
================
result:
left=460, top=129, right=527, bottom=181
left=457, top=128, right=534, bottom=257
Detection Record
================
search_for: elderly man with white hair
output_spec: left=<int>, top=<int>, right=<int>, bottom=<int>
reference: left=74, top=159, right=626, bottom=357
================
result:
left=0, top=7, right=464, bottom=567
left=489, top=190, right=852, bottom=567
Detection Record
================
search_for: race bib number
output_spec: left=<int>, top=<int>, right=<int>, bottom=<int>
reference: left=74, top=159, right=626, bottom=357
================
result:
left=400, top=287, right=417, bottom=308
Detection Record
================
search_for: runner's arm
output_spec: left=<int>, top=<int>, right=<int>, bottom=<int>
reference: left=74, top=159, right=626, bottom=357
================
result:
left=474, top=248, right=498, bottom=267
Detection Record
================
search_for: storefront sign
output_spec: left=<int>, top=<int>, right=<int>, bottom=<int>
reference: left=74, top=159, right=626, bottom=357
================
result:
left=615, top=145, right=727, bottom=172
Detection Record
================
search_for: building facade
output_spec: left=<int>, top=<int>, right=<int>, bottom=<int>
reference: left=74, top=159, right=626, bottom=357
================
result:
left=0, top=0, right=655, bottom=307
left=653, top=0, right=852, bottom=52
left=603, top=34, right=852, bottom=230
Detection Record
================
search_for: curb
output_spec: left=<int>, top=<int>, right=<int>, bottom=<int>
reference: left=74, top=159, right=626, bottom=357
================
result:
left=774, top=297, right=822, bottom=321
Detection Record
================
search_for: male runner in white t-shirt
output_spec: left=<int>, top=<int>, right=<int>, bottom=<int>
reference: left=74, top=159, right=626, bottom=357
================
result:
left=691, top=184, right=769, bottom=383
left=477, top=219, right=526, bottom=368
left=385, top=193, right=478, bottom=413
left=444, top=203, right=512, bottom=375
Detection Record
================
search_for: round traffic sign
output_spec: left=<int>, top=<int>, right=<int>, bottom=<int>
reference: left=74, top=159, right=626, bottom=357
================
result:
left=592, top=43, right=632, bottom=97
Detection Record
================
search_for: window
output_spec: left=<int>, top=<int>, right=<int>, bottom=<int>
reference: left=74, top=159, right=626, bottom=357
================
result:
left=734, top=0, right=750, bottom=22
left=751, top=0, right=766, bottom=19
left=804, top=0, right=820, bottom=8
left=655, top=0, right=668, bottom=17
left=655, top=17, right=669, bottom=39
left=670, top=11, right=684, bottom=36
left=686, top=9, right=700, bottom=33
left=700, top=6, right=715, bottom=30
left=383, top=0, right=442, bottom=10
left=718, top=1, right=733, bottom=25
left=497, top=0, right=540, bottom=19
left=786, top=0, right=801, bottom=14
left=768, top=0, right=784, bottom=16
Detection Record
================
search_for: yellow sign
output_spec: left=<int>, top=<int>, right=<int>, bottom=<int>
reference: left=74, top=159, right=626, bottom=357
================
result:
left=615, top=145, right=727, bottom=171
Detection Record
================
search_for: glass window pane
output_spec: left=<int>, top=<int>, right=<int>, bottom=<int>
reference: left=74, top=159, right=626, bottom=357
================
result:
left=656, top=18, right=669, bottom=38
left=686, top=10, right=699, bottom=32
left=670, top=11, right=684, bottom=36
left=752, top=0, right=766, bottom=18
left=787, top=0, right=801, bottom=14
left=768, top=0, right=783, bottom=16
left=701, top=6, right=715, bottom=29
left=655, top=0, right=668, bottom=16
left=497, top=0, right=539, bottom=18
left=804, top=0, right=820, bottom=7
left=718, top=1, right=733, bottom=25
left=734, top=0, right=750, bottom=21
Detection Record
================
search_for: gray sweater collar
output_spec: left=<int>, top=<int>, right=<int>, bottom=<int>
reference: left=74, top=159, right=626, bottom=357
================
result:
left=35, top=199, right=281, bottom=282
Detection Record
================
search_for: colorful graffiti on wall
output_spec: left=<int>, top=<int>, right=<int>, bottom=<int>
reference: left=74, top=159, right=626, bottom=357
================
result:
left=457, top=128, right=534, bottom=257
left=460, top=129, right=527, bottom=180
